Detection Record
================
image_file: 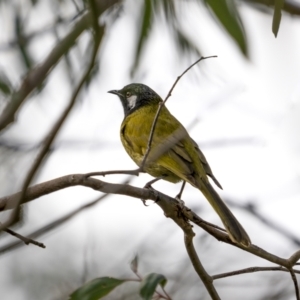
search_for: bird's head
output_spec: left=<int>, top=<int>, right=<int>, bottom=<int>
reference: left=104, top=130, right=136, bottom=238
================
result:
left=108, top=83, right=162, bottom=116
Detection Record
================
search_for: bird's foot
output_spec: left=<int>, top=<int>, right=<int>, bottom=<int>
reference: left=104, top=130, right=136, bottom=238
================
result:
left=141, top=178, right=161, bottom=206
left=175, top=195, right=186, bottom=210
left=144, top=177, right=161, bottom=189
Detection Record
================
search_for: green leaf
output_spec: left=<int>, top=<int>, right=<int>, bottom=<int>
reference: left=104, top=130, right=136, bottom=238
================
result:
left=174, top=28, right=201, bottom=57
left=70, top=277, right=125, bottom=300
left=139, top=273, right=167, bottom=300
left=131, top=0, right=153, bottom=76
left=272, top=0, right=285, bottom=37
left=204, top=0, right=248, bottom=56
left=130, top=254, right=139, bottom=274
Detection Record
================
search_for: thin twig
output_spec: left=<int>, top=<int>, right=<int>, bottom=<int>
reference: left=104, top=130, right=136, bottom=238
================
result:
left=85, top=168, right=141, bottom=178
left=212, top=266, right=300, bottom=280
left=140, top=56, right=217, bottom=170
left=0, top=173, right=294, bottom=269
left=161, top=286, right=172, bottom=300
left=289, top=268, right=300, bottom=300
left=184, top=233, right=220, bottom=300
left=0, top=16, right=81, bottom=52
left=0, top=7, right=103, bottom=232
left=3, top=227, right=45, bottom=249
left=192, top=214, right=226, bottom=232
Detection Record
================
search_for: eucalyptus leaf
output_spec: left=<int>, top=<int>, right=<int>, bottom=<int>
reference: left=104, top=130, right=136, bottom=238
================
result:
left=272, top=0, right=285, bottom=37
left=204, top=0, right=248, bottom=56
left=70, top=277, right=125, bottom=300
left=131, top=0, right=152, bottom=76
left=139, top=273, right=167, bottom=300
left=174, top=28, right=201, bottom=57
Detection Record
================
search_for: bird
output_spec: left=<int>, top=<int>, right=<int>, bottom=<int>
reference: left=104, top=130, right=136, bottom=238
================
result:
left=108, top=83, right=251, bottom=247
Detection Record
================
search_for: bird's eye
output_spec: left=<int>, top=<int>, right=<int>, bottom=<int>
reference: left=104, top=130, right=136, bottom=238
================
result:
left=126, top=92, right=132, bottom=98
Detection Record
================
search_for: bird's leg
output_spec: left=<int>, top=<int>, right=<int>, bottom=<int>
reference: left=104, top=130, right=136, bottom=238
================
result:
left=141, top=177, right=163, bottom=206
left=175, top=181, right=186, bottom=208
left=176, top=181, right=186, bottom=200
left=143, top=177, right=162, bottom=189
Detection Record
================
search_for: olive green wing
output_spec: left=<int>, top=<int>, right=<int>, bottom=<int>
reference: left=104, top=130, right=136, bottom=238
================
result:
left=150, top=115, right=223, bottom=190
left=121, top=105, right=221, bottom=188
left=149, top=125, right=196, bottom=180
left=142, top=110, right=209, bottom=185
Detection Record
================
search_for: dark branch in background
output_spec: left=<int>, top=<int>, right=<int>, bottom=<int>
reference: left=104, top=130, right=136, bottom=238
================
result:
left=226, top=199, right=300, bottom=247
left=3, top=226, right=45, bottom=249
left=184, top=233, right=220, bottom=300
left=0, top=15, right=82, bottom=52
left=0, top=0, right=120, bottom=132
left=0, top=1, right=104, bottom=231
left=1, top=174, right=299, bottom=298
left=290, top=268, right=300, bottom=300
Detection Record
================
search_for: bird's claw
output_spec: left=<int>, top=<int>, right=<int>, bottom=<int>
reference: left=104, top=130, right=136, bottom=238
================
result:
left=175, top=195, right=186, bottom=210
left=141, top=181, right=160, bottom=205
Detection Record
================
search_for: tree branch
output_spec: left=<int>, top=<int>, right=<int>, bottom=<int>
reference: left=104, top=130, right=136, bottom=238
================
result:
left=1, top=174, right=299, bottom=271
left=289, top=268, right=300, bottom=300
left=3, top=226, right=45, bottom=249
left=1, top=174, right=299, bottom=298
left=184, top=233, right=220, bottom=300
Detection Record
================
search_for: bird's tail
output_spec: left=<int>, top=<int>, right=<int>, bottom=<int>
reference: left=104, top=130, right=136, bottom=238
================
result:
left=198, top=180, right=251, bottom=247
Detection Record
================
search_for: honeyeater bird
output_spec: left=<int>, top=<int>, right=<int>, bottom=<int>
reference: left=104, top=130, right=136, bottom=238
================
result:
left=108, top=83, right=251, bottom=247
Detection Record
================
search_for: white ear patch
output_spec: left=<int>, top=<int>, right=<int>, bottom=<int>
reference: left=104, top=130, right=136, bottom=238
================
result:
left=127, top=95, right=137, bottom=109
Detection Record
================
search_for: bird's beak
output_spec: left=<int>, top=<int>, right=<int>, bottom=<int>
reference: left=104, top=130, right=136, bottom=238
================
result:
left=108, top=90, right=122, bottom=97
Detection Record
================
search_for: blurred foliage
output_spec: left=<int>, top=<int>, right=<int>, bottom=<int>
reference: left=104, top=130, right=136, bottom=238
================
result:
left=70, top=273, right=168, bottom=300
left=1, top=1, right=300, bottom=300
left=272, top=0, right=285, bottom=37
left=0, top=0, right=299, bottom=93
left=204, top=0, right=247, bottom=55
left=139, top=273, right=168, bottom=300
left=70, top=277, right=125, bottom=300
